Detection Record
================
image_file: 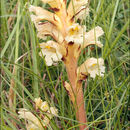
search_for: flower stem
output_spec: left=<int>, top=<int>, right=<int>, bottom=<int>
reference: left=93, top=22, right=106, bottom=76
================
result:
left=65, top=45, right=88, bottom=130
left=76, top=81, right=88, bottom=130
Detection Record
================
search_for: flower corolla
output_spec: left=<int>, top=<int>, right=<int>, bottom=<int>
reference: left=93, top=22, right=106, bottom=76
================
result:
left=39, top=41, right=62, bottom=66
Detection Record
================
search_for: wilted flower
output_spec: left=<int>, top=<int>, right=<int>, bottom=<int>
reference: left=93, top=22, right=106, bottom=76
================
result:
left=77, top=58, right=105, bottom=79
left=39, top=41, right=62, bottom=66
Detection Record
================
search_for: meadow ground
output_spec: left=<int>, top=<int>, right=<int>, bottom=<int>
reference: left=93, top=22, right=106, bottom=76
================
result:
left=1, top=0, right=129, bottom=129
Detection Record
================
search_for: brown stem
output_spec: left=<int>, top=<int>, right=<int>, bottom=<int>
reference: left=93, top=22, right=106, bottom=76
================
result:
left=9, top=66, right=17, bottom=127
left=9, top=66, right=15, bottom=111
left=76, top=81, right=88, bottom=130
left=65, top=45, right=88, bottom=130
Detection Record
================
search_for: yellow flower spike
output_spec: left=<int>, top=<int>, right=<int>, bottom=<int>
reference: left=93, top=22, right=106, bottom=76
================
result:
left=74, top=26, right=79, bottom=31
left=69, top=29, right=75, bottom=35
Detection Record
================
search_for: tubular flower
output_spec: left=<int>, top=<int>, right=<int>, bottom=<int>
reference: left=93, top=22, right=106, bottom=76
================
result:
left=40, top=101, right=50, bottom=111
left=76, top=7, right=89, bottom=20
left=65, top=24, right=104, bottom=47
left=39, top=41, right=62, bottom=66
left=29, top=5, right=62, bottom=29
left=77, top=58, right=105, bottom=79
left=26, top=122, right=39, bottom=130
left=67, top=0, right=89, bottom=20
left=81, top=26, right=104, bottom=49
left=49, top=107, right=58, bottom=116
left=33, top=21, right=64, bottom=43
left=18, top=108, right=43, bottom=130
left=34, top=97, right=43, bottom=109
left=35, top=97, right=49, bottom=111
left=41, top=0, right=58, bottom=8
left=18, top=98, right=58, bottom=130
left=85, top=26, right=104, bottom=46
left=65, top=23, right=86, bottom=44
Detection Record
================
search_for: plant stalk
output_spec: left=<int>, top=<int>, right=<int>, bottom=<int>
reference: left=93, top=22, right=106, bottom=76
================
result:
left=65, top=45, right=88, bottom=130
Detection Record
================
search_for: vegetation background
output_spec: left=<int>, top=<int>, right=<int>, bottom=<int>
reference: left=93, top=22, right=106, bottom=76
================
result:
left=1, top=0, right=129, bottom=129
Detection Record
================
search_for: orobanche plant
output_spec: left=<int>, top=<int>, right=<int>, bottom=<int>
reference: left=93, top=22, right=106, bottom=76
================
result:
left=29, top=0, right=105, bottom=129
left=18, top=98, right=58, bottom=129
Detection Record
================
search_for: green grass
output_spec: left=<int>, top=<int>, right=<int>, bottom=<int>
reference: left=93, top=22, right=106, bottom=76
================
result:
left=0, top=0, right=129, bottom=129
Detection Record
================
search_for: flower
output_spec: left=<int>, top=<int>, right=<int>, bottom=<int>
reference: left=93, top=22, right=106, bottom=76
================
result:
left=29, top=5, right=62, bottom=29
left=87, top=58, right=105, bottom=78
left=79, top=26, right=104, bottom=49
left=39, top=41, right=62, bottom=66
left=67, top=0, right=89, bottom=20
left=34, top=97, right=43, bottom=109
left=85, top=26, right=104, bottom=47
left=18, top=108, right=43, bottom=129
left=76, top=6, right=89, bottom=20
left=77, top=58, right=105, bottom=79
left=26, top=122, right=39, bottom=130
left=18, top=98, right=58, bottom=129
left=41, top=0, right=58, bottom=8
left=65, top=23, right=86, bottom=44
left=49, top=107, right=58, bottom=116
left=65, top=24, right=104, bottom=47
left=34, top=98, right=49, bottom=111
left=41, top=107, right=58, bottom=126
left=40, top=101, right=49, bottom=111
